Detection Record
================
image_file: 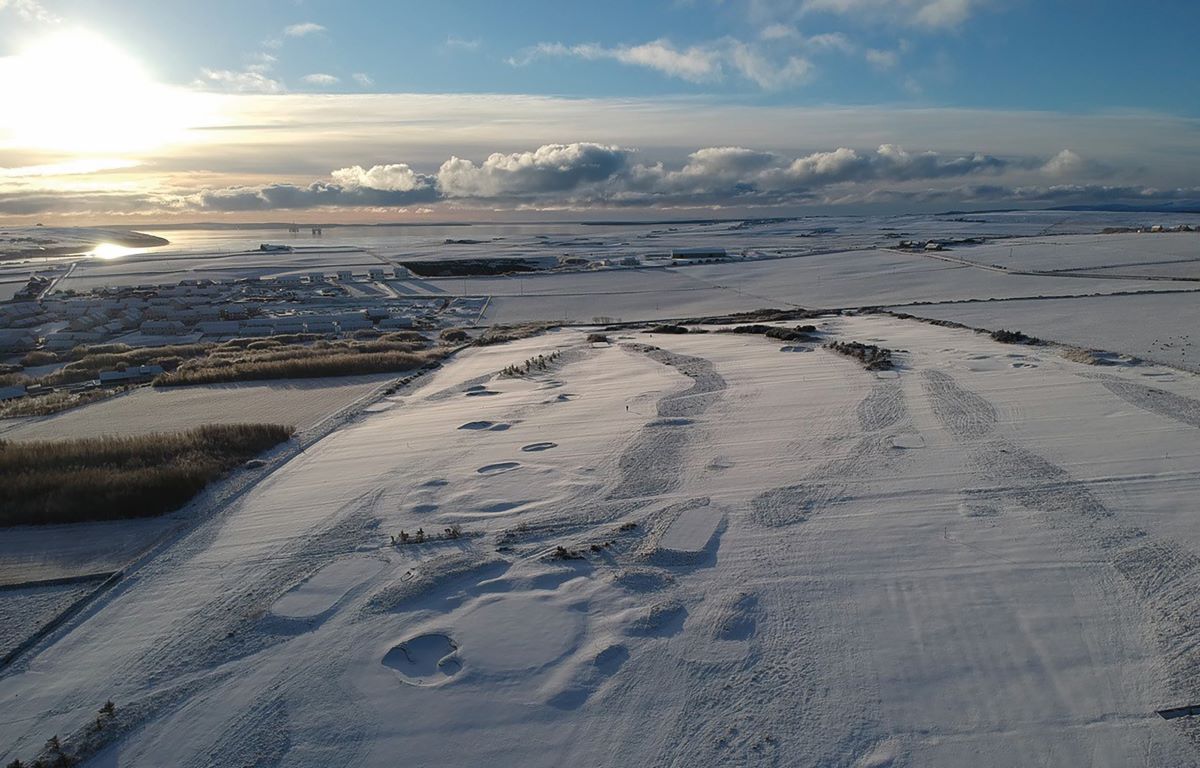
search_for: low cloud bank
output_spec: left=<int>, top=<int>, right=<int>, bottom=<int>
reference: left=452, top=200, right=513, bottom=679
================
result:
left=3, top=142, right=1194, bottom=217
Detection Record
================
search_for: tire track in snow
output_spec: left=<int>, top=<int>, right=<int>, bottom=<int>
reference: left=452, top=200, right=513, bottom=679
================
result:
left=920, top=369, right=997, bottom=441
left=127, top=490, right=384, bottom=684
left=604, top=345, right=726, bottom=505
left=923, top=369, right=1200, bottom=752
left=750, top=377, right=914, bottom=528
left=1082, top=372, right=1200, bottom=429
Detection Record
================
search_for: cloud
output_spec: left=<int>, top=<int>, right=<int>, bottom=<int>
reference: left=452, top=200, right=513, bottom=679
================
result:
left=0, top=0, right=59, bottom=23
left=799, top=0, right=983, bottom=29
left=352, top=73, right=375, bottom=87
left=865, top=48, right=898, bottom=70
left=510, top=38, right=813, bottom=89
left=195, top=68, right=284, bottom=93
left=331, top=163, right=432, bottom=192
left=1040, top=149, right=1083, bottom=177
left=445, top=36, right=482, bottom=51
left=510, top=40, right=720, bottom=83
left=0, top=158, right=139, bottom=178
left=301, top=73, right=340, bottom=86
left=188, top=181, right=438, bottom=212
left=284, top=22, right=325, bottom=37
left=436, top=143, right=631, bottom=198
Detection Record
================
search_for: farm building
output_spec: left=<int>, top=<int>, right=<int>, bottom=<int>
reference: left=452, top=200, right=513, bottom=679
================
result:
left=670, top=247, right=728, bottom=263
left=0, top=385, right=27, bottom=401
left=99, top=365, right=164, bottom=384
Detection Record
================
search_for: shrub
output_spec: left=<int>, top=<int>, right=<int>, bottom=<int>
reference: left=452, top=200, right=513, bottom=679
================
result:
left=824, top=340, right=894, bottom=371
left=440, top=328, right=470, bottom=343
left=0, top=424, right=294, bottom=527
left=474, top=323, right=551, bottom=346
left=990, top=328, right=1041, bottom=345
left=586, top=333, right=609, bottom=343
left=645, top=324, right=689, bottom=334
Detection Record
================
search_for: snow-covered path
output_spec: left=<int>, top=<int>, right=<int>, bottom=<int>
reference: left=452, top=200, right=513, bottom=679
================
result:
left=3, top=318, right=1200, bottom=766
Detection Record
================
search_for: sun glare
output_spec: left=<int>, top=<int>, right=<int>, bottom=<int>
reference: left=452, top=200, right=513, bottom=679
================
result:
left=89, top=243, right=139, bottom=260
left=0, top=30, right=211, bottom=155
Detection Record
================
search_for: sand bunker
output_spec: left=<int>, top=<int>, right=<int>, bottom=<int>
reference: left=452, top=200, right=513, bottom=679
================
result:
left=889, top=433, right=926, bottom=449
left=455, top=594, right=584, bottom=673
left=382, top=633, right=462, bottom=686
left=658, top=504, right=724, bottom=555
left=477, top=461, right=521, bottom=475
left=272, top=557, right=386, bottom=619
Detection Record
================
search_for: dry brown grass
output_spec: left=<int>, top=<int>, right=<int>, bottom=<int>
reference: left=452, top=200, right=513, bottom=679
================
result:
left=0, top=424, right=294, bottom=526
left=155, top=348, right=443, bottom=386
left=0, top=388, right=126, bottom=419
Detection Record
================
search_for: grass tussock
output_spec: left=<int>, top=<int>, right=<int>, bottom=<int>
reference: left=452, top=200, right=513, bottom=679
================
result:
left=824, top=340, right=895, bottom=370
left=0, top=424, right=294, bottom=527
left=721, top=324, right=818, bottom=342
left=501, top=351, right=562, bottom=377
left=0, top=388, right=126, bottom=419
left=474, top=323, right=553, bottom=347
left=989, top=328, right=1043, bottom=345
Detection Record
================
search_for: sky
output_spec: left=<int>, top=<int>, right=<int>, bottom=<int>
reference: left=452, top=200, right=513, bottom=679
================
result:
left=0, top=0, right=1197, bottom=223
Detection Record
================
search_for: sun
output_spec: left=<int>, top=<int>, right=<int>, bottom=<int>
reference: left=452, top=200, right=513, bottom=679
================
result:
left=0, top=29, right=210, bottom=155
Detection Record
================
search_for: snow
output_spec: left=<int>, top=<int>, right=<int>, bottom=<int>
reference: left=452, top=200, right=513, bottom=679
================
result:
left=0, top=518, right=174, bottom=586
left=4, top=315, right=1200, bottom=766
left=4, top=216, right=1200, bottom=765
left=892, top=291, right=1200, bottom=372
left=0, top=373, right=400, bottom=442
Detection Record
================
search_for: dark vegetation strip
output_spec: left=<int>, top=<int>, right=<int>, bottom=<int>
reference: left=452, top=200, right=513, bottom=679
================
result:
left=155, top=349, right=442, bottom=386
left=824, top=340, right=895, bottom=370
left=0, top=424, right=294, bottom=527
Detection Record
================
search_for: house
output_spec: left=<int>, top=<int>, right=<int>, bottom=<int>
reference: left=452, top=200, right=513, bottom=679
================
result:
left=198, top=320, right=241, bottom=336
left=369, top=268, right=387, bottom=281
left=336, top=270, right=354, bottom=282
left=337, top=318, right=374, bottom=332
left=0, top=385, right=26, bottom=402
left=0, top=329, right=36, bottom=352
left=99, top=365, right=164, bottom=385
left=139, top=320, right=187, bottom=336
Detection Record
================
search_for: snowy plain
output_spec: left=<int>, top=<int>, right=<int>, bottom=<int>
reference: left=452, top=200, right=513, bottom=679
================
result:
left=3, top=319, right=1200, bottom=765
left=2, top=213, right=1200, bottom=765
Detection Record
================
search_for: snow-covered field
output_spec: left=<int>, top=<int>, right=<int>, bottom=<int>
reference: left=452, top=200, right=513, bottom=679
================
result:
left=894, top=291, right=1200, bottom=372
left=948, top=232, right=1200, bottom=277
left=4, top=318, right=1200, bottom=765
left=0, top=373, right=399, bottom=442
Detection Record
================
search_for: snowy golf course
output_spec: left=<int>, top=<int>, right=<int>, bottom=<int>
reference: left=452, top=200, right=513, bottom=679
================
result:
left=3, top=311, right=1200, bottom=765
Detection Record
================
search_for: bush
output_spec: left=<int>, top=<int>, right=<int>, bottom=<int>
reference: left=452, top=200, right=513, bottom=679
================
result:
left=0, top=424, right=294, bottom=527
left=474, top=323, right=551, bottom=347
left=587, top=333, right=609, bottom=343
left=440, top=328, right=470, bottom=343
left=990, top=328, right=1040, bottom=345
left=824, top=340, right=894, bottom=370
left=645, top=324, right=689, bottom=334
